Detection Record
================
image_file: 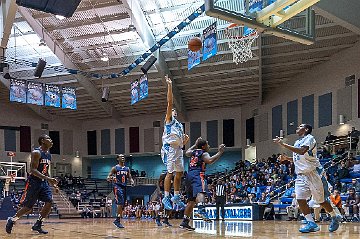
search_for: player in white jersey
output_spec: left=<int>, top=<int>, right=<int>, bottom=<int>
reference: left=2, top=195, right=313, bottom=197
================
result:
left=274, top=124, right=341, bottom=233
left=161, top=75, right=189, bottom=211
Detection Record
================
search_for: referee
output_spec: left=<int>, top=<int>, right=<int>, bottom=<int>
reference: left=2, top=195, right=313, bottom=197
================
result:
left=215, top=180, right=226, bottom=221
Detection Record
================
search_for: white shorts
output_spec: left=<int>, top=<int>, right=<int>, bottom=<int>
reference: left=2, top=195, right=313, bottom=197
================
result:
left=161, top=144, right=184, bottom=173
left=295, top=168, right=330, bottom=204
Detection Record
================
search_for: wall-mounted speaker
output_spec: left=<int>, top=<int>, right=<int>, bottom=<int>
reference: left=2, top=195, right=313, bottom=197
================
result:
left=101, top=87, right=110, bottom=102
left=34, top=58, right=46, bottom=78
left=141, top=56, right=157, bottom=74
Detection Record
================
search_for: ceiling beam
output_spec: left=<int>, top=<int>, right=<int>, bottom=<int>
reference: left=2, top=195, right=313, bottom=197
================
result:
left=121, top=0, right=188, bottom=120
left=314, top=0, right=360, bottom=35
left=18, top=6, right=123, bottom=122
left=1, top=0, right=17, bottom=48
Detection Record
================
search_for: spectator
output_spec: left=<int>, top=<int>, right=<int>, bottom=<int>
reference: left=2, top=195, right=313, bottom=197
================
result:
left=330, top=190, right=344, bottom=215
left=258, top=192, right=274, bottom=220
left=344, top=188, right=360, bottom=222
left=348, top=127, right=360, bottom=151
left=325, top=132, right=337, bottom=143
left=100, top=197, right=106, bottom=218
left=106, top=198, right=113, bottom=218
left=349, top=179, right=360, bottom=193
left=282, top=183, right=294, bottom=198
left=286, top=193, right=299, bottom=221
left=338, top=162, right=349, bottom=180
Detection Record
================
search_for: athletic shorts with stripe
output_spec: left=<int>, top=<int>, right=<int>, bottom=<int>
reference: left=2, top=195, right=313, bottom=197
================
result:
left=295, top=167, right=330, bottom=204
left=185, top=170, right=208, bottom=201
left=20, top=176, right=53, bottom=208
left=161, top=144, right=184, bottom=173
left=113, top=184, right=126, bottom=206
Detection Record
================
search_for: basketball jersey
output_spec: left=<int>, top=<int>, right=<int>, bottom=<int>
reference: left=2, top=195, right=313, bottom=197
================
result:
left=33, top=147, right=51, bottom=177
left=162, top=116, right=184, bottom=148
left=189, top=149, right=206, bottom=172
left=293, top=134, right=321, bottom=174
left=114, top=165, right=129, bottom=187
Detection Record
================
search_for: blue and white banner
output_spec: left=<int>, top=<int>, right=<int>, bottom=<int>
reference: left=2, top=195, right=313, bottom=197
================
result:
left=9, top=79, right=26, bottom=103
left=131, top=79, right=139, bottom=105
left=188, top=49, right=201, bottom=70
left=26, top=81, right=44, bottom=106
left=202, top=22, right=217, bottom=61
left=61, top=86, right=77, bottom=110
left=193, top=205, right=253, bottom=220
left=139, top=74, right=148, bottom=101
left=45, top=84, right=61, bottom=108
left=244, top=0, right=264, bottom=36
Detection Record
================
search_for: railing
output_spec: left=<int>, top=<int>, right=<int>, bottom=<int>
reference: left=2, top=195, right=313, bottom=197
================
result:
left=57, top=189, right=72, bottom=213
left=133, top=177, right=157, bottom=186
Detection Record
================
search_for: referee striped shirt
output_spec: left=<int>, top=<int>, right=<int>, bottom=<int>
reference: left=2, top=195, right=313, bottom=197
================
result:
left=216, top=184, right=226, bottom=196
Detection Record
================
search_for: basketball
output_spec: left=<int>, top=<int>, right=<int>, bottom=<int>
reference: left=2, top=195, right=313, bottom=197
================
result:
left=188, top=37, right=202, bottom=52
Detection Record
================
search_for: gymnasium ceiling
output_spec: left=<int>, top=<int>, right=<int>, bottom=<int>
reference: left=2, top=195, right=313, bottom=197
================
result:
left=1, top=0, right=360, bottom=121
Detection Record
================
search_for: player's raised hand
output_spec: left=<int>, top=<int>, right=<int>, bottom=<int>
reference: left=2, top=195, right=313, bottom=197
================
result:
left=273, top=136, right=283, bottom=144
left=165, top=75, right=172, bottom=85
left=218, top=144, right=226, bottom=154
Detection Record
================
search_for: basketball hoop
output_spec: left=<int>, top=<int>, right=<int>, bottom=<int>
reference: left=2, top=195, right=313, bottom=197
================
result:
left=10, top=173, right=16, bottom=183
left=225, top=24, right=259, bottom=64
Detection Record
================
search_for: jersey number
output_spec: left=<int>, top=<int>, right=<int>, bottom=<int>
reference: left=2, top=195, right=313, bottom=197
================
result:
left=190, top=156, right=198, bottom=167
left=122, top=175, right=126, bottom=183
left=42, top=165, right=48, bottom=174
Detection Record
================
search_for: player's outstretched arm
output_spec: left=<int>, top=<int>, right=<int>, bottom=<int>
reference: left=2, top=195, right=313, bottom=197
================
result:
left=273, top=136, right=309, bottom=155
left=165, top=75, right=173, bottom=124
left=29, top=150, right=57, bottom=186
left=203, top=144, right=226, bottom=165
left=106, top=167, right=116, bottom=182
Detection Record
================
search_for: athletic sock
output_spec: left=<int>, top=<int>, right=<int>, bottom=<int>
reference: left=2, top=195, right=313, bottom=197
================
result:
left=304, top=214, right=314, bottom=222
left=11, top=216, right=19, bottom=222
left=164, top=191, right=170, bottom=197
left=38, top=215, right=45, bottom=222
left=174, top=191, right=180, bottom=196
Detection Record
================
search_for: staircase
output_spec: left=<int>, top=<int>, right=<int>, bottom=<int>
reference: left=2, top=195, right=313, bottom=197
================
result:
left=52, top=188, right=81, bottom=219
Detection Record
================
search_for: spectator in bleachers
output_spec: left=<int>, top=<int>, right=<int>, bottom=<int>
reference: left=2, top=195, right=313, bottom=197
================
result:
left=338, top=161, right=349, bottom=180
left=348, top=127, right=360, bottom=151
left=344, top=188, right=359, bottom=222
left=330, top=190, right=343, bottom=215
left=325, top=132, right=337, bottom=143
left=282, top=183, right=294, bottom=198
left=349, top=178, right=360, bottom=193
left=286, top=193, right=299, bottom=221
left=258, top=192, right=274, bottom=220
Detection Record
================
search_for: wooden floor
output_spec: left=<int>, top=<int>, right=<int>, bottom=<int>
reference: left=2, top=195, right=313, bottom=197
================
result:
left=1, top=218, right=359, bottom=238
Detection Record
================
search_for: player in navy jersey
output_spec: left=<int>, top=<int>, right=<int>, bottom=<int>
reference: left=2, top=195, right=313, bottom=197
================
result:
left=6, top=134, right=58, bottom=234
left=180, top=138, right=225, bottom=230
left=107, top=154, right=134, bottom=229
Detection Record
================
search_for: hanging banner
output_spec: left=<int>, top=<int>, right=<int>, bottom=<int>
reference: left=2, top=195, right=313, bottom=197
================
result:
left=27, top=81, right=44, bottom=106
left=45, top=84, right=61, bottom=108
left=131, top=79, right=139, bottom=105
left=62, top=86, right=77, bottom=110
left=202, top=22, right=217, bottom=61
left=139, top=74, right=148, bottom=101
left=188, top=49, right=201, bottom=70
left=9, top=79, right=27, bottom=103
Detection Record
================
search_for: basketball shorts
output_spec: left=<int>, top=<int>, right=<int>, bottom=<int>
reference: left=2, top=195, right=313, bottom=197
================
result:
left=20, top=176, right=53, bottom=208
left=114, top=185, right=126, bottom=206
left=295, top=167, right=330, bottom=204
left=161, top=144, right=184, bottom=173
left=185, top=171, right=208, bottom=201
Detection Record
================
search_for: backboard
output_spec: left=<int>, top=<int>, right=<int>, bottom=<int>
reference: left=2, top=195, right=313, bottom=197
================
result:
left=0, top=162, right=27, bottom=181
left=205, top=0, right=317, bottom=45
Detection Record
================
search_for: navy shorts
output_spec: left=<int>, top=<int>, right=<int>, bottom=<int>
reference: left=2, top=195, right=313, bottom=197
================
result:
left=114, top=185, right=126, bottom=206
left=20, top=176, right=52, bottom=208
left=185, top=170, right=208, bottom=201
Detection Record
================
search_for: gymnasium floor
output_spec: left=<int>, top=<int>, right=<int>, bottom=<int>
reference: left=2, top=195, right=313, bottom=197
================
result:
left=1, top=219, right=359, bottom=238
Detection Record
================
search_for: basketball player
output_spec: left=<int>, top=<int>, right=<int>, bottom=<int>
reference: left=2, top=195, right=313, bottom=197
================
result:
left=107, top=154, right=134, bottom=229
left=161, top=75, right=189, bottom=210
left=180, top=137, right=225, bottom=230
left=273, top=124, right=341, bottom=233
left=6, top=134, right=58, bottom=234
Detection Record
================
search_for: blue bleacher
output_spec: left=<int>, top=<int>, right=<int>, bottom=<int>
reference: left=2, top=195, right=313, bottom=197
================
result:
left=280, top=197, right=293, bottom=204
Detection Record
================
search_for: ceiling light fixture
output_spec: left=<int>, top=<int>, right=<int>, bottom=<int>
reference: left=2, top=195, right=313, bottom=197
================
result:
left=55, top=15, right=66, bottom=20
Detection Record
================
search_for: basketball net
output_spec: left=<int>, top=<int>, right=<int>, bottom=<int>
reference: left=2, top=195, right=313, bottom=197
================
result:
left=225, top=24, right=258, bottom=64
left=10, top=173, right=16, bottom=183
